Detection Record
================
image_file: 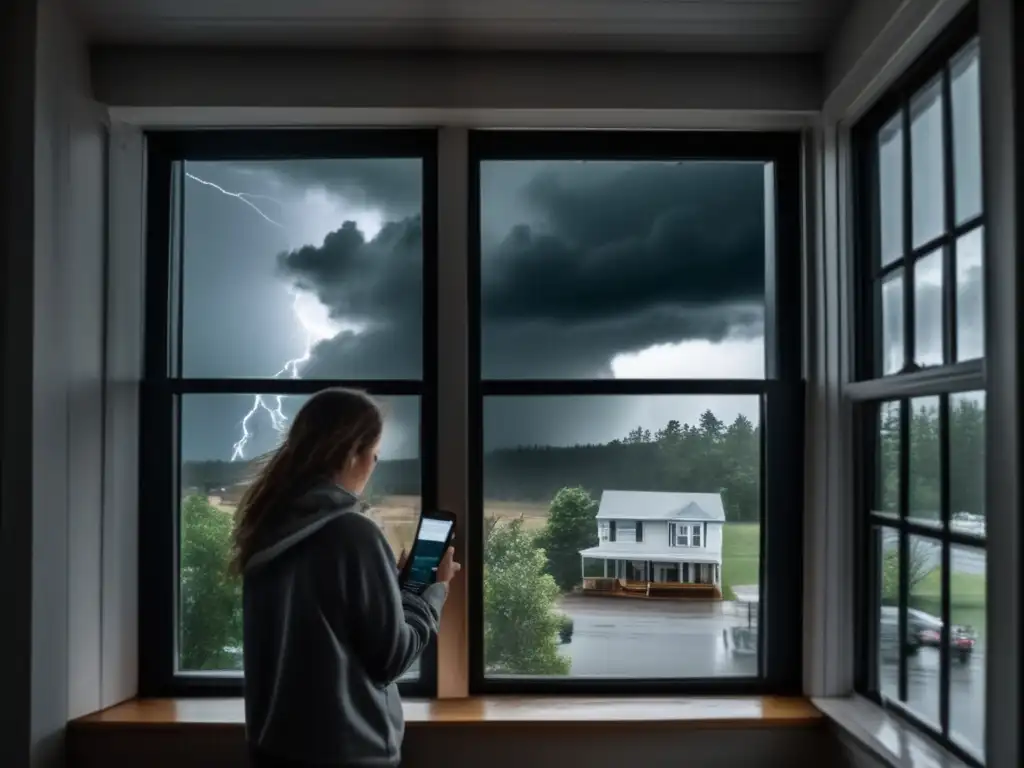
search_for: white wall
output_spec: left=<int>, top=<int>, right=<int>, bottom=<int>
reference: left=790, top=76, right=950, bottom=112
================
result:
left=88, top=47, right=821, bottom=128
left=823, top=0, right=970, bottom=120
left=1, top=0, right=112, bottom=765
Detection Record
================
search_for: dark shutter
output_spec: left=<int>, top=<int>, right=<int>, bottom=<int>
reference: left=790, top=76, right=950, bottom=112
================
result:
left=635, top=522, right=643, bottom=542
left=609, top=521, right=616, bottom=542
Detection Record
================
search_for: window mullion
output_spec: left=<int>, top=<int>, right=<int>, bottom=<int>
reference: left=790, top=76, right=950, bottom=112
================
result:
left=435, top=126, right=470, bottom=699
left=897, top=395, right=910, bottom=704
left=938, top=394, right=952, bottom=735
left=940, top=65, right=958, bottom=365
left=901, top=104, right=916, bottom=373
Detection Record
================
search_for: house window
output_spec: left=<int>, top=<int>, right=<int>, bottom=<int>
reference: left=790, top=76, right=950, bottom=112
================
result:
left=598, top=522, right=610, bottom=542
left=671, top=523, right=689, bottom=547
left=139, top=130, right=438, bottom=697
left=852, top=11, right=986, bottom=763
left=692, top=525, right=702, bottom=548
left=472, top=130, right=803, bottom=691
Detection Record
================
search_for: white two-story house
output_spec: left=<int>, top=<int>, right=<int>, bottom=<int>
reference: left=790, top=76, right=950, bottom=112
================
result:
left=578, top=490, right=725, bottom=590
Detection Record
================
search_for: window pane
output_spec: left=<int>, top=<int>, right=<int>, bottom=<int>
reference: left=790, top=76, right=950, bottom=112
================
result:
left=949, top=545, right=986, bottom=760
left=906, top=535, right=942, bottom=728
left=955, top=227, right=984, bottom=361
left=913, top=249, right=944, bottom=367
left=950, top=39, right=983, bottom=225
left=878, top=115, right=904, bottom=267
left=482, top=395, right=761, bottom=678
left=177, top=393, right=421, bottom=673
left=950, top=391, right=985, bottom=535
left=876, top=402, right=900, bottom=515
left=881, top=271, right=904, bottom=375
left=181, top=159, right=423, bottom=379
left=876, top=527, right=900, bottom=701
left=910, top=77, right=946, bottom=248
left=908, top=396, right=940, bottom=525
left=479, top=160, right=771, bottom=379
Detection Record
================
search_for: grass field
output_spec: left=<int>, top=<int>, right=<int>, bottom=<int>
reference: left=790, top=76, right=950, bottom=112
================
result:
left=911, top=567, right=986, bottom=636
left=721, top=523, right=760, bottom=601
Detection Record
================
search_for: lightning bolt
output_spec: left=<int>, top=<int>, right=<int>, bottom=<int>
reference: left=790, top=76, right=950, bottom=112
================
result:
left=184, top=171, right=326, bottom=462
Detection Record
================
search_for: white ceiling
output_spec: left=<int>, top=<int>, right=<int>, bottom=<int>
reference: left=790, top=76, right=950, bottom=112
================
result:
left=72, top=0, right=852, bottom=53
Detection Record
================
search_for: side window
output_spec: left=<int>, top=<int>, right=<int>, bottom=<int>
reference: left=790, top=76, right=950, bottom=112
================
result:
left=853, top=17, right=985, bottom=763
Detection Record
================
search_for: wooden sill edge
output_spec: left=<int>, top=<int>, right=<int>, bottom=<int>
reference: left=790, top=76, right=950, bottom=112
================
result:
left=71, top=695, right=822, bottom=730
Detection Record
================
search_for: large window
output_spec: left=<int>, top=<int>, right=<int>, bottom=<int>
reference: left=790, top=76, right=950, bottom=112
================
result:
left=853, top=10, right=986, bottom=764
left=467, top=132, right=804, bottom=693
left=140, top=131, right=438, bottom=695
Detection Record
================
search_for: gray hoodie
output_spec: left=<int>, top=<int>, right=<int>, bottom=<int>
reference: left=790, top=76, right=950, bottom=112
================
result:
left=242, top=482, right=447, bottom=766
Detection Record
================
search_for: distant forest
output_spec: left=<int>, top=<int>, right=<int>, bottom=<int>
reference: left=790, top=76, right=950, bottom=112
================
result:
left=182, top=410, right=763, bottom=522
left=180, top=400, right=985, bottom=524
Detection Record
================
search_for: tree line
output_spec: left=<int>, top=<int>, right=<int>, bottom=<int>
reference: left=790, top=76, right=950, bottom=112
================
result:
left=184, top=409, right=764, bottom=522
left=877, top=397, right=985, bottom=518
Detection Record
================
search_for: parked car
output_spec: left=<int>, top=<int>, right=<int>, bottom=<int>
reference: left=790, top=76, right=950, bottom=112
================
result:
left=917, top=625, right=976, bottom=663
left=879, top=607, right=921, bottom=661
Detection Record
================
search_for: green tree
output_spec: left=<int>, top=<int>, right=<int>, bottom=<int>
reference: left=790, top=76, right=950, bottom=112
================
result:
left=484, top=518, right=570, bottom=675
left=949, top=395, right=985, bottom=518
left=908, top=399, right=941, bottom=515
left=720, top=414, right=759, bottom=522
left=535, top=487, right=598, bottom=591
left=881, top=539, right=933, bottom=605
left=180, top=494, right=242, bottom=671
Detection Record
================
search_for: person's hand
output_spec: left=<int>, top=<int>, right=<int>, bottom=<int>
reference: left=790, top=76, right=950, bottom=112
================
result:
left=435, top=546, right=461, bottom=586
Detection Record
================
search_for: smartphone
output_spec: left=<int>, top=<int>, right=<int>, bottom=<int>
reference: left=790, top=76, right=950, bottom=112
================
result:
left=399, top=509, right=456, bottom=595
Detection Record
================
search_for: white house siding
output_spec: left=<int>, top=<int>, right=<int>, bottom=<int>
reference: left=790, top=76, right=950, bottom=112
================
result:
left=704, top=522, right=724, bottom=555
left=596, top=520, right=723, bottom=560
left=602, top=520, right=669, bottom=554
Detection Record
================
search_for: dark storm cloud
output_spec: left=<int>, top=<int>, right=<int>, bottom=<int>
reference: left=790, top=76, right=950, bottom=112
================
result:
left=485, top=163, right=764, bottom=324
left=279, top=216, right=423, bottom=326
left=277, top=161, right=767, bottom=381
left=263, top=158, right=422, bottom=218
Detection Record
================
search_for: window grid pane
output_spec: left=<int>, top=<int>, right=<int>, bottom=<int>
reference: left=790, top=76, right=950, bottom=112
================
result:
left=140, top=133, right=439, bottom=698
left=867, top=38, right=983, bottom=380
left=856, top=17, right=983, bottom=764
left=471, top=135, right=802, bottom=691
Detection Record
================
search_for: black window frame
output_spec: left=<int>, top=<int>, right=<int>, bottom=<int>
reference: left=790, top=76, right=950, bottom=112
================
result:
left=851, top=6, right=987, bottom=765
left=466, top=130, right=805, bottom=696
left=138, top=129, right=439, bottom=698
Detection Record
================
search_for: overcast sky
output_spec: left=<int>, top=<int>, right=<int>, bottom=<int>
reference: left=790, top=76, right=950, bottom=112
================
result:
left=179, top=43, right=982, bottom=464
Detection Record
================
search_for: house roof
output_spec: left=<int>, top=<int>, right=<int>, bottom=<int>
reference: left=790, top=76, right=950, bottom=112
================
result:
left=595, top=490, right=726, bottom=522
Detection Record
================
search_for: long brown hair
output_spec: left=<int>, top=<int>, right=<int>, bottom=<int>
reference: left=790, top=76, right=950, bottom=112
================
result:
left=230, top=388, right=383, bottom=574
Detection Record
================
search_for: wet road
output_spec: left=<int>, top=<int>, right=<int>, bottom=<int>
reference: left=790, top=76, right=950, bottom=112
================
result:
left=557, top=596, right=984, bottom=755
left=880, top=645, right=985, bottom=758
left=558, top=596, right=757, bottom=678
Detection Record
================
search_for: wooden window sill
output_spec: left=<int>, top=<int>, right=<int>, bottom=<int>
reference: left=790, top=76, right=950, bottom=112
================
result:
left=71, top=695, right=821, bottom=731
